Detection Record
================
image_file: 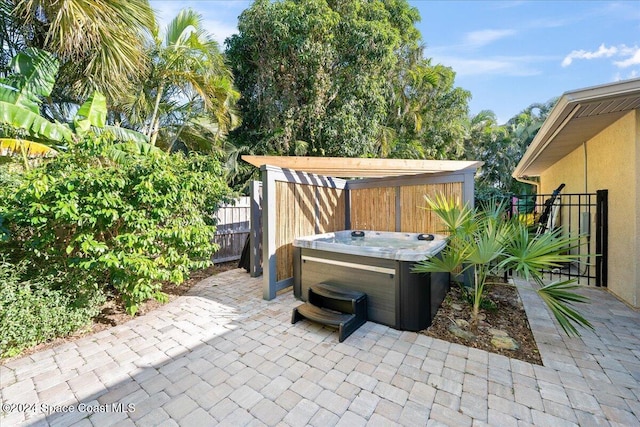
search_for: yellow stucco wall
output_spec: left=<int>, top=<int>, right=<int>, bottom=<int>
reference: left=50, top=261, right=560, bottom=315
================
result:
left=540, top=110, right=639, bottom=307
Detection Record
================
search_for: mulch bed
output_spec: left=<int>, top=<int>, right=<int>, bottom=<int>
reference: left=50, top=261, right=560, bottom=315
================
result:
left=421, top=282, right=543, bottom=365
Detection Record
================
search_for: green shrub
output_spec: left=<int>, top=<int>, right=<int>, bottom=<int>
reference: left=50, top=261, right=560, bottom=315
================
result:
left=0, top=162, right=23, bottom=242
left=0, top=260, right=104, bottom=358
left=1, top=136, right=233, bottom=314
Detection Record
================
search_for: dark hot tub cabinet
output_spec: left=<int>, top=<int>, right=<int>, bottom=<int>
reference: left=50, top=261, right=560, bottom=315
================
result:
left=293, top=230, right=450, bottom=331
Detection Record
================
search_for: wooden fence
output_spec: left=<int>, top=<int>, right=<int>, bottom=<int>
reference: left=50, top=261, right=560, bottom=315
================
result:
left=212, top=197, right=250, bottom=264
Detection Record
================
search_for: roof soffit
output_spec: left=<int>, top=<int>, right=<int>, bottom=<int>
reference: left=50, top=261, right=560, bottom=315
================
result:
left=514, top=78, right=640, bottom=178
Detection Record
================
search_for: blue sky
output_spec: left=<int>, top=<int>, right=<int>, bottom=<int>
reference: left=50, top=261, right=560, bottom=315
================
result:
left=150, top=0, right=640, bottom=124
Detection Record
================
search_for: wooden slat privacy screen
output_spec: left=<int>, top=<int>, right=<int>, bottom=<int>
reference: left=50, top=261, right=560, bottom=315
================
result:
left=400, top=183, right=462, bottom=234
left=262, top=167, right=348, bottom=298
left=317, top=187, right=346, bottom=234
left=274, top=182, right=345, bottom=281
left=350, top=187, right=396, bottom=232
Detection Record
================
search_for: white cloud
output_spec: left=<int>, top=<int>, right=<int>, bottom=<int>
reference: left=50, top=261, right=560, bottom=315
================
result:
left=561, top=43, right=640, bottom=69
left=614, top=47, right=640, bottom=68
left=614, top=70, right=639, bottom=81
left=431, top=55, right=543, bottom=77
left=561, top=43, right=618, bottom=67
left=464, top=29, right=516, bottom=47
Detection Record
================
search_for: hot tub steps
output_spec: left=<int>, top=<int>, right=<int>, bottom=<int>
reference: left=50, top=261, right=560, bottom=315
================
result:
left=292, top=283, right=367, bottom=342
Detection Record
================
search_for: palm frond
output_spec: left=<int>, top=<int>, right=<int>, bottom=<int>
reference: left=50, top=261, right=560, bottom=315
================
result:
left=413, top=244, right=470, bottom=274
left=422, top=193, right=475, bottom=236
left=91, top=125, right=149, bottom=145
left=105, top=140, right=160, bottom=164
left=166, top=8, right=203, bottom=47
left=468, top=222, right=504, bottom=265
left=536, top=279, right=593, bottom=336
left=500, top=227, right=584, bottom=281
left=0, top=48, right=58, bottom=112
left=74, top=91, right=107, bottom=133
left=14, top=0, right=154, bottom=102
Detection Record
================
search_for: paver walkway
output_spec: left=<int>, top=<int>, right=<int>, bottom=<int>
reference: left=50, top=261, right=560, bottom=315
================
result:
left=1, top=269, right=639, bottom=426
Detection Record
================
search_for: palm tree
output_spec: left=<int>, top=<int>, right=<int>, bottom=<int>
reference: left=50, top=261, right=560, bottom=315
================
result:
left=122, top=8, right=239, bottom=149
left=384, top=51, right=441, bottom=158
left=6, top=0, right=154, bottom=103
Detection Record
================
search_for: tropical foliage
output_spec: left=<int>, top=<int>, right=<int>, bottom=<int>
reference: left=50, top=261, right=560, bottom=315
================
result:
left=0, top=136, right=233, bottom=317
left=1, top=9, right=236, bottom=354
left=0, top=48, right=154, bottom=167
left=120, top=8, right=239, bottom=151
left=226, top=0, right=443, bottom=158
left=465, top=99, right=557, bottom=201
left=385, top=55, right=471, bottom=159
left=2, top=0, right=154, bottom=104
left=223, top=0, right=472, bottom=190
left=0, top=48, right=71, bottom=155
left=414, top=194, right=593, bottom=336
left=0, top=259, right=104, bottom=358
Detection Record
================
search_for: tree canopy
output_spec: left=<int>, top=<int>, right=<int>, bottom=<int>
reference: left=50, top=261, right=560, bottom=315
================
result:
left=1, top=0, right=552, bottom=199
left=385, top=55, right=470, bottom=160
left=226, top=0, right=433, bottom=158
left=465, top=99, right=557, bottom=201
left=118, top=8, right=239, bottom=151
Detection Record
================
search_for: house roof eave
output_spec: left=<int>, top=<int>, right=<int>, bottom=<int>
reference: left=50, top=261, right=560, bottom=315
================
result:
left=513, top=77, right=640, bottom=179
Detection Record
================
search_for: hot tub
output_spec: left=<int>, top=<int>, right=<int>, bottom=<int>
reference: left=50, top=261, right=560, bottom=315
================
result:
left=293, top=230, right=449, bottom=331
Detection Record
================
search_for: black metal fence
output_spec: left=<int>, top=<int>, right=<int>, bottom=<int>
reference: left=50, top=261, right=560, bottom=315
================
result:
left=508, top=190, right=608, bottom=287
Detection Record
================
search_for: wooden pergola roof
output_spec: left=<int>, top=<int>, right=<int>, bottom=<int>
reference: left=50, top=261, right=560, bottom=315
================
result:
left=242, top=155, right=483, bottom=178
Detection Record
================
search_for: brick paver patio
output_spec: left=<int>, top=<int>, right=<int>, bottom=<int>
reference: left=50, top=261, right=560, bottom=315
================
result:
left=1, top=269, right=639, bottom=426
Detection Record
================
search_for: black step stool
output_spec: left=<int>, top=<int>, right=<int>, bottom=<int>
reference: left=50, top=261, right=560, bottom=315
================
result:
left=292, top=283, right=367, bottom=342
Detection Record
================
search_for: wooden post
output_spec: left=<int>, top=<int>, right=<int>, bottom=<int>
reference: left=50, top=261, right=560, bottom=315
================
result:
left=462, top=170, right=476, bottom=208
left=249, top=181, right=262, bottom=278
left=262, top=167, right=278, bottom=300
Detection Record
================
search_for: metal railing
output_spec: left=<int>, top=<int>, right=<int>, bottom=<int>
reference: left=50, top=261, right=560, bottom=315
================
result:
left=508, top=190, right=608, bottom=287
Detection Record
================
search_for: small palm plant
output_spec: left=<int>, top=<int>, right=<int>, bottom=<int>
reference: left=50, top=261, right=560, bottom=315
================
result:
left=413, top=193, right=593, bottom=336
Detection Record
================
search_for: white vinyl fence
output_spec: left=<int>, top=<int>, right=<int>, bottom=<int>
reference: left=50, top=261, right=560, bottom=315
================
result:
left=213, top=197, right=250, bottom=264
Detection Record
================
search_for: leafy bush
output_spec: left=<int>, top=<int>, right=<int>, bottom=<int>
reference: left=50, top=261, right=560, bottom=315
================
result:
left=0, top=161, right=24, bottom=242
left=1, top=136, right=233, bottom=314
left=0, top=260, right=103, bottom=358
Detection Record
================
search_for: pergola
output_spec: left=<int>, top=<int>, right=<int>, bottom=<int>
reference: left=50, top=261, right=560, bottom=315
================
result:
left=242, top=155, right=482, bottom=178
left=242, top=156, right=483, bottom=300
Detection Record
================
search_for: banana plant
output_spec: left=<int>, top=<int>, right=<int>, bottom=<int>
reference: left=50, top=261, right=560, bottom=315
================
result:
left=0, top=48, right=73, bottom=152
left=0, top=48, right=154, bottom=164
left=413, top=193, right=593, bottom=336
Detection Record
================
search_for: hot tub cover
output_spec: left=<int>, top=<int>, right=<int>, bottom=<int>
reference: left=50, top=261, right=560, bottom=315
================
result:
left=293, top=230, right=447, bottom=262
